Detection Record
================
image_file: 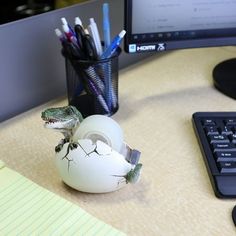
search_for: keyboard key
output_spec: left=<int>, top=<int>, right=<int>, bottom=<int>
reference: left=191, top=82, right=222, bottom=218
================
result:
left=224, top=119, right=236, bottom=126
left=212, top=143, right=236, bottom=152
left=208, top=134, right=229, bottom=144
left=229, top=134, right=236, bottom=143
left=202, top=119, right=216, bottom=126
left=204, top=126, right=219, bottom=135
left=217, top=161, right=236, bottom=173
left=220, top=126, right=233, bottom=135
left=214, top=151, right=236, bottom=162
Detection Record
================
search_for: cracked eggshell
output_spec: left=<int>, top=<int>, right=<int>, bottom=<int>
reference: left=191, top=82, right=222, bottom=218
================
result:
left=72, top=115, right=124, bottom=153
left=55, top=139, right=132, bottom=193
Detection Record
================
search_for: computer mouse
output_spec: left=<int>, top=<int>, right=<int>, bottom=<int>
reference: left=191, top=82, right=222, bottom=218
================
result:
left=232, top=205, right=236, bottom=226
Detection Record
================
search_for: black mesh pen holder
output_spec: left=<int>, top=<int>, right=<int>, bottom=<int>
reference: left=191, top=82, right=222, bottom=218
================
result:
left=64, top=47, right=121, bottom=118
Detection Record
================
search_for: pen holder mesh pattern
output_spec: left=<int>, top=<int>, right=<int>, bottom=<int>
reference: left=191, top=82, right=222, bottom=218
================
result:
left=63, top=47, right=121, bottom=117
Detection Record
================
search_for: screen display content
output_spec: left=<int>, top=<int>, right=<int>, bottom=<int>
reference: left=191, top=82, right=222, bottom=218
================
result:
left=124, top=0, right=236, bottom=99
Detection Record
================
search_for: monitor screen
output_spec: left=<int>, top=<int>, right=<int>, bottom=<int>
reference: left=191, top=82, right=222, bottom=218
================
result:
left=124, top=0, right=236, bottom=53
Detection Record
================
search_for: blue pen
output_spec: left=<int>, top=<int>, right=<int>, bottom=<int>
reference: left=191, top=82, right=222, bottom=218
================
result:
left=101, top=30, right=126, bottom=59
left=103, top=3, right=111, bottom=50
left=101, top=30, right=125, bottom=111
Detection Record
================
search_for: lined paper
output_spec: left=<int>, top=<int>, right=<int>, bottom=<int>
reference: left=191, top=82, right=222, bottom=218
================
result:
left=0, top=162, right=125, bottom=236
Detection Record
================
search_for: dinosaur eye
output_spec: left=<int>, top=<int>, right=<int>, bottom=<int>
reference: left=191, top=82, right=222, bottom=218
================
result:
left=67, top=106, right=75, bottom=115
left=66, top=109, right=72, bottom=115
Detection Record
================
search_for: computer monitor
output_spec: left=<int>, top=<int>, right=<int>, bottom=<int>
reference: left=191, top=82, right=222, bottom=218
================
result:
left=124, top=0, right=236, bottom=99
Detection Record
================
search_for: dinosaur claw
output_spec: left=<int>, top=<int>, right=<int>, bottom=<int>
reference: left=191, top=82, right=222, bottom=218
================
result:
left=55, top=144, right=63, bottom=153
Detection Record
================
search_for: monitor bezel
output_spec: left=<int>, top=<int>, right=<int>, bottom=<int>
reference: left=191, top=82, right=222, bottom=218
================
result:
left=124, top=0, right=236, bottom=53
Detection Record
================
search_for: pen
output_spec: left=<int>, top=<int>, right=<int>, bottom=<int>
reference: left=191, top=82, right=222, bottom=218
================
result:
left=100, top=30, right=125, bottom=110
left=74, top=24, right=84, bottom=50
left=55, top=28, right=66, bottom=43
left=103, top=3, right=111, bottom=50
left=101, top=30, right=126, bottom=59
left=61, top=17, right=68, bottom=25
left=61, top=17, right=75, bottom=36
left=55, top=29, right=80, bottom=59
left=87, top=78, right=109, bottom=113
left=72, top=23, right=103, bottom=93
left=62, top=24, right=77, bottom=44
left=88, top=18, right=103, bottom=57
left=62, top=41, right=81, bottom=58
left=74, top=17, right=85, bottom=50
left=74, top=16, right=83, bottom=28
left=74, top=24, right=98, bottom=60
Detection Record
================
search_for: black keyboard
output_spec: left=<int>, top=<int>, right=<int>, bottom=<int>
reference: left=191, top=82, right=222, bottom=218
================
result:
left=192, top=112, right=236, bottom=198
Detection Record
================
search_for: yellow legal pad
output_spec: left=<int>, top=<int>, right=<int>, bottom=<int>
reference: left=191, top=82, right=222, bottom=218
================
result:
left=0, top=161, right=125, bottom=235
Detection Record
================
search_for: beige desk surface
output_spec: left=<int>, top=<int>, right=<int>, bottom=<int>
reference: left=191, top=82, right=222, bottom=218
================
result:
left=1, top=46, right=236, bottom=235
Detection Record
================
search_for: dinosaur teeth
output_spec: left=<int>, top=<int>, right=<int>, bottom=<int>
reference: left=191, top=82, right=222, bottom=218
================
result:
left=46, top=119, right=58, bottom=124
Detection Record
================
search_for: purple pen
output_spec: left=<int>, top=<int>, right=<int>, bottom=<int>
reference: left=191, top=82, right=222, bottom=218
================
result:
left=61, top=17, right=75, bottom=36
left=62, top=24, right=77, bottom=43
left=87, top=79, right=109, bottom=113
left=55, top=28, right=66, bottom=43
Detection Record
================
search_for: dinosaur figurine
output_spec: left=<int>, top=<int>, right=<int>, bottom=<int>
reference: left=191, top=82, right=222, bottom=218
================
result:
left=41, top=105, right=143, bottom=193
left=41, top=105, right=83, bottom=152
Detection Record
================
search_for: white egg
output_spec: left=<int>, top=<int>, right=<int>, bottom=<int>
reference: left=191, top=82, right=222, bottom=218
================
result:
left=55, top=139, right=132, bottom=193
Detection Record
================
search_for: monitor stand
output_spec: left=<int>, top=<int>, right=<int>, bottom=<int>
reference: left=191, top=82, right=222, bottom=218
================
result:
left=213, top=58, right=236, bottom=99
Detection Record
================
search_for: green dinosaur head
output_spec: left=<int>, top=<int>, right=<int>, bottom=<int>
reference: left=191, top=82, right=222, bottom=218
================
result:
left=41, top=105, right=83, bottom=130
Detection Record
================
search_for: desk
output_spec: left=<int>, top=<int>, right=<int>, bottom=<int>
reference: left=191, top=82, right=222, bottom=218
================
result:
left=1, top=46, right=236, bottom=235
